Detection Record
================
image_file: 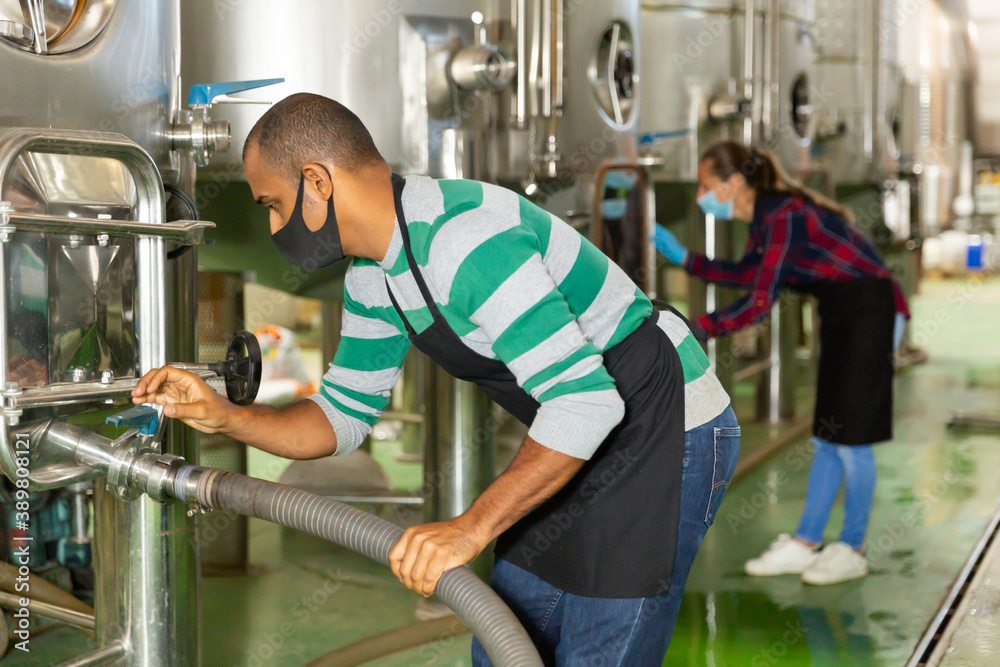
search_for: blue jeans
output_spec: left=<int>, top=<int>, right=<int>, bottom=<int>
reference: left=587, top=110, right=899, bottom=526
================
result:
left=471, top=558, right=673, bottom=666
left=472, top=406, right=741, bottom=666
left=796, top=437, right=876, bottom=550
left=661, top=405, right=741, bottom=649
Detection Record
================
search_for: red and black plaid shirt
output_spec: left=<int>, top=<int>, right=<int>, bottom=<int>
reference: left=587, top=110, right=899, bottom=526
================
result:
left=688, top=193, right=911, bottom=338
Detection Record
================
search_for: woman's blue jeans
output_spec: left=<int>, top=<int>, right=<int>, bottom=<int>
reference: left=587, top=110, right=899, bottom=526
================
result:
left=795, top=437, right=876, bottom=550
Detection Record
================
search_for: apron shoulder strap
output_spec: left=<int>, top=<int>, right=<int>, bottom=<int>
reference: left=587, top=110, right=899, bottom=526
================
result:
left=390, top=173, right=447, bottom=320
left=650, top=299, right=707, bottom=343
left=384, top=276, right=417, bottom=336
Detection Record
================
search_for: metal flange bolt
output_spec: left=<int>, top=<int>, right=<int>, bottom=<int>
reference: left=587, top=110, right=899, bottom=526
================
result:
left=0, top=201, right=15, bottom=242
left=97, top=233, right=110, bottom=247
left=2, top=382, right=22, bottom=426
left=186, top=505, right=213, bottom=517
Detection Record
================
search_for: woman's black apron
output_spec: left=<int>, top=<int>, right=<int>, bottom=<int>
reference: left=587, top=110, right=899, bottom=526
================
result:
left=795, top=277, right=896, bottom=445
left=384, top=174, right=686, bottom=598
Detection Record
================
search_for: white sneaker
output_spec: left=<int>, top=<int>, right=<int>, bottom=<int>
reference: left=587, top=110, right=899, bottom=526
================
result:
left=801, top=542, right=868, bottom=585
left=744, top=534, right=819, bottom=576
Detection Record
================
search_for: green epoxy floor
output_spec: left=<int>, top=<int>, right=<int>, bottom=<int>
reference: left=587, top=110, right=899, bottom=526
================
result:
left=11, top=275, right=1000, bottom=666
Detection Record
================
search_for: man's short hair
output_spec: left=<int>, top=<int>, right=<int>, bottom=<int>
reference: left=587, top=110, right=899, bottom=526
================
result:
left=244, top=93, right=384, bottom=183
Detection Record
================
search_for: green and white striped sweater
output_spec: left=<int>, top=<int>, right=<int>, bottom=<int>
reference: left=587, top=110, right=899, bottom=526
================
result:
left=308, top=175, right=730, bottom=459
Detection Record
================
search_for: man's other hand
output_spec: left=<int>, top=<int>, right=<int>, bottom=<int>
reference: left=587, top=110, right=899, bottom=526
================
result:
left=388, top=517, right=488, bottom=598
left=132, top=366, right=234, bottom=434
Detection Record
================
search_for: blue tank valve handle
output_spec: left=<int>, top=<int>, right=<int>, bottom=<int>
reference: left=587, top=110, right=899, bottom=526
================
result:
left=106, top=406, right=160, bottom=435
left=187, top=78, right=285, bottom=106
left=640, top=129, right=693, bottom=145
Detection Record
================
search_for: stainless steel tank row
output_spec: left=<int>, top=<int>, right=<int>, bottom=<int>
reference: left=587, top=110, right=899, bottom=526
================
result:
left=811, top=0, right=901, bottom=184
left=182, top=0, right=641, bottom=219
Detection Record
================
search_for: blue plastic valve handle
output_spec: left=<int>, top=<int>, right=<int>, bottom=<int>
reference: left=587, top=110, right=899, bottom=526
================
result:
left=106, top=406, right=160, bottom=436
left=640, top=129, right=693, bottom=145
left=187, top=78, right=285, bottom=106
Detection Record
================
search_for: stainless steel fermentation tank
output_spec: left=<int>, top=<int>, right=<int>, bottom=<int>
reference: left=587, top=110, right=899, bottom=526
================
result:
left=809, top=0, right=922, bottom=304
left=0, top=126, right=211, bottom=666
left=895, top=0, right=975, bottom=235
left=640, top=0, right=816, bottom=178
left=809, top=0, right=973, bottom=327
left=181, top=0, right=647, bottom=526
left=811, top=0, right=900, bottom=186
left=0, top=1, right=216, bottom=664
left=639, top=0, right=817, bottom=423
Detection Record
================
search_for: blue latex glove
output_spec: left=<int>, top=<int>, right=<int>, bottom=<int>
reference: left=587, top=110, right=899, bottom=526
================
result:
left=654, top=224, right=688, bottom=265
left=892, top=312, right=906, bottom=352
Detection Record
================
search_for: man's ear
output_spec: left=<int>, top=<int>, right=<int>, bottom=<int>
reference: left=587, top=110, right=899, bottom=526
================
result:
left=301, top=163, right=334, bottom=200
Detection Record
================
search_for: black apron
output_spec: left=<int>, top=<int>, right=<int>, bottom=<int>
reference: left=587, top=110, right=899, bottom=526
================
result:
left=384, top=174, right=686, bottom=598
left=795, top=277, right=896, bottom=445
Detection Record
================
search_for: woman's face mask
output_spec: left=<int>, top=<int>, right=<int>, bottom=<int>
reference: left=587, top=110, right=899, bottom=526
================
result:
left=696, top=188, right=735, bottom=220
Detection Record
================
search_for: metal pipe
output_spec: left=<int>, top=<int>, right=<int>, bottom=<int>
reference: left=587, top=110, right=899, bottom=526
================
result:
left=644, top=172, right=657, bottom=299
left=423, top=369, right=495, bottom=580
left=54, top=642, right=127, bottom=667
left=426, top=372, right=495, bottom=523
left=451, top=45, right=513, bottom=92
left=0, top=591, right=95, bottom=631
left=69, top=483, right=90, bottom=541
left=742, top=0, right=756, bottom=144
left=863, top=0, right=877, bottom=163
left=769, top=0, right=780, bottom=146
left=538, top=0, right=563, bottom=177
left=705, top=213, right=718, bottom=364
left=514, top=0, right=527, bottom=126
left=94, top=487, right=199, bottom=666
left=528, top=0, right=541, bottom=119
left=761, top=0, right=778, bottom=145
left=0, top=202, right=12, bottom=479
left=541, top=0, right=553, bottom=118
left=0, top=560, right=93, bottom=615
left=43, top=422, right=119, bottom=476
left=3, top=213, right=213, bottom=244
left=550, top=0, right=563, bottom=114
left=3, top=370, right=213, bottom=412
left=768, top=308, right=781, bottom=423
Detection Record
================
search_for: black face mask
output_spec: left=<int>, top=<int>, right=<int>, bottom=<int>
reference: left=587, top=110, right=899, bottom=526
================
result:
left=271, top=165, right=344, bottom=268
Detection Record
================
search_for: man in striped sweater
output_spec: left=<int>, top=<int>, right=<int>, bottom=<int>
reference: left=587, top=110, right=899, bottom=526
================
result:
left=132, top=93, right=738, bottom=664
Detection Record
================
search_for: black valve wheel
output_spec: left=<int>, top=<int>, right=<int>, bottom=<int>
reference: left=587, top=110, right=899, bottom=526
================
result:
left=216, top=331, right=262, bottom=406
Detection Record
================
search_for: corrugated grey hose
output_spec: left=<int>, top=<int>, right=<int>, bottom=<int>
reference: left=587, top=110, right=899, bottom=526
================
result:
left=177, top=467, right=542, bottom=667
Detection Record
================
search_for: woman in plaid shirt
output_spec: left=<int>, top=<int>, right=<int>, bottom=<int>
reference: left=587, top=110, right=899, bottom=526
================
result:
left=655, top=141, right=909, bottom=585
